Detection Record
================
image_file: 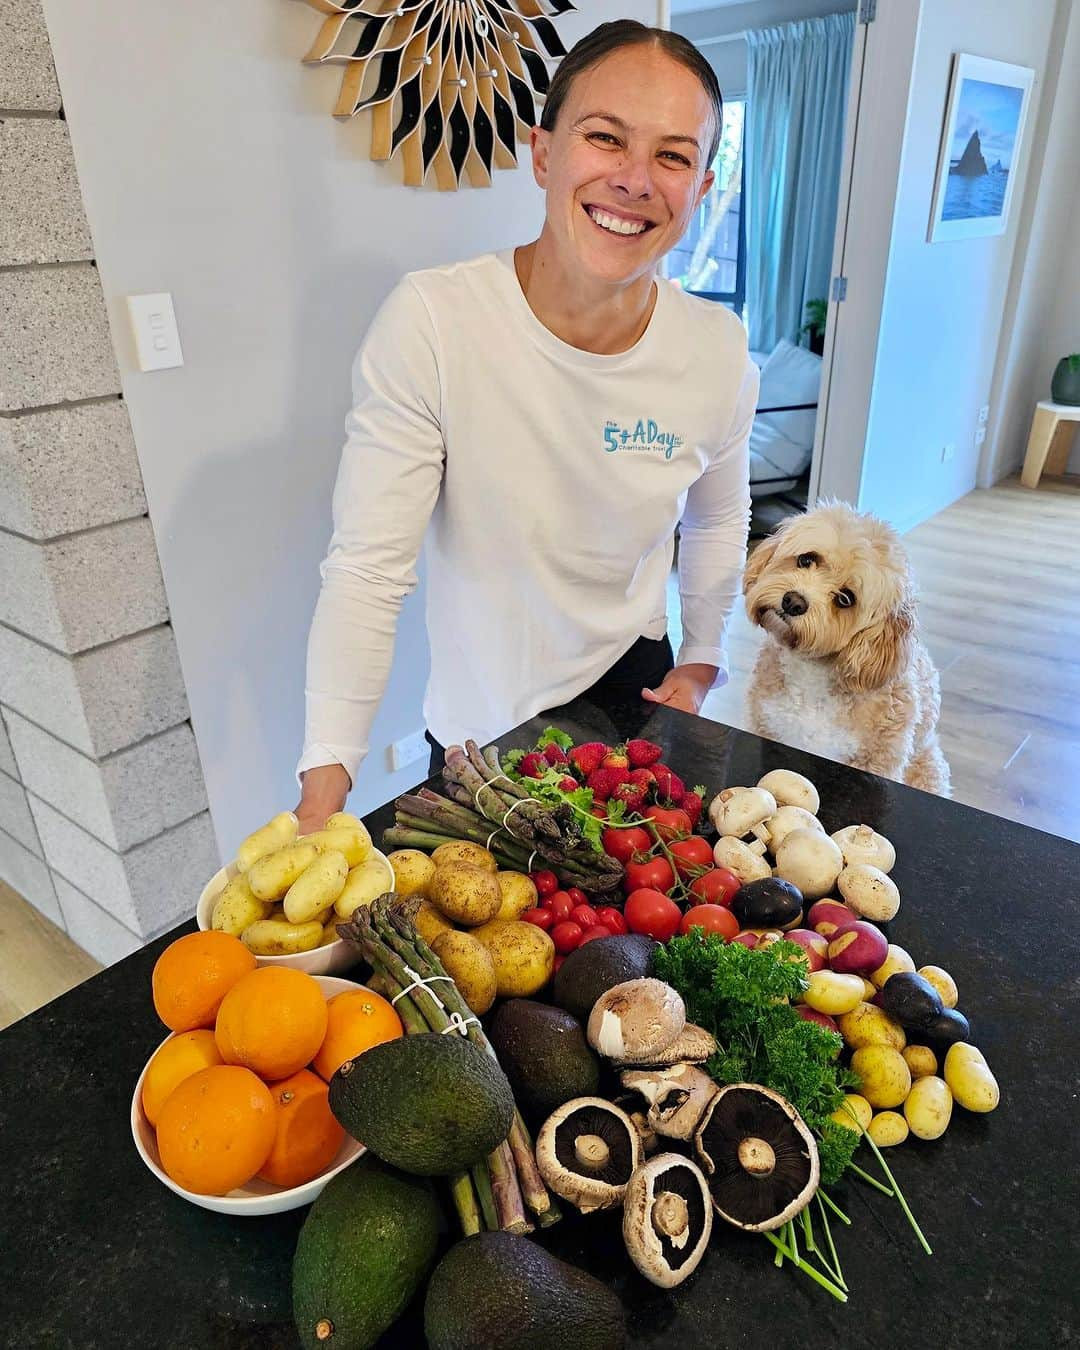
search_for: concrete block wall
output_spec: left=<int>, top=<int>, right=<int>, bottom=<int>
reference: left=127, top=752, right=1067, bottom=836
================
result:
left=0, top=0, right=219, bottom=965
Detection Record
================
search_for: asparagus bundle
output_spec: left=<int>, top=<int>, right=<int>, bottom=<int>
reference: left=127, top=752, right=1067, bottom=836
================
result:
left=383, top=739, right=624, bottom=895
left=337, top=894, right=561, bottom=1236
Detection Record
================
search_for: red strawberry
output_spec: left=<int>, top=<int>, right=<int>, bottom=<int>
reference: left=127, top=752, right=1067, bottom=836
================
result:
left=569, top=742, right=610, bottom=778
left=600, top=745, right=630, bottom=771
left=586, top=766, right=631, bottom=802
left=612, top=781, right=647, bottom=811
left=681, top=787, right=706, bottom=829
left=626, top=739, right=663, bottom=768
left=542, top=743, right=569, bottom=767
left=628, top=768, right=656, bottom=794
left=519, top=751, right=548, bottom=779
left=558, top=776, right=579, bottom=792
left=652, top=763, right=686, bottom=805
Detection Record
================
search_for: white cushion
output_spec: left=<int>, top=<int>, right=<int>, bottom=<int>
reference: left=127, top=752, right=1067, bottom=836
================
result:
left=749, top=339, right=822, bottom=484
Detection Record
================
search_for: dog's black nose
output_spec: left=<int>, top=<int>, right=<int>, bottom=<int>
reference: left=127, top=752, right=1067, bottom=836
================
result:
left=781, top=591, right=808, bottom=617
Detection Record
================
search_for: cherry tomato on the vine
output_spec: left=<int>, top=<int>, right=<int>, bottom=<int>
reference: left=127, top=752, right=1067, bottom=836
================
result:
left=688, top=866, right=741, bottom=907
left=679, top=904, right=740, bottom=941
left=530, top=870, right=559, bottom=898
left=594, top=906, right=629, bottom=936
left=542, top=891, right=575, bottom=923
left=550, top=921, right=585, bottom=954
left=623, top=856, right=675, bottom=895
left=642, top=805, right=692, bottom=841
left=521, top=907, right=554, bottom=930
left=601, top=825, right=652, bottom=864
left=668, top=836, right=714, bottom=878
left=623, top=889, right=682, bottom=942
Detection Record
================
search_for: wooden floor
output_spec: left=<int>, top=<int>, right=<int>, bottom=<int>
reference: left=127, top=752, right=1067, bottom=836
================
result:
left=2, top=476, right=1078, bottom=1033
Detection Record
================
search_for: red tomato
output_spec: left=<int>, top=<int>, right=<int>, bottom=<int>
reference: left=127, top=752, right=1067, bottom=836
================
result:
left=623, top=889, right=682, bottom=942
left=521, top=907, right=554, bottom=930
left=577, top=926, right=611, bottom=947
left=553, top=954, right=567, bottom=975
left=679, top=904, right=740, bottom=941
left=550, top=921, right=585, bottom=954
left=564, top=888, right=588, bottom=907
left=530, top=870, right=559, bottom=898
left=594, top=906, right=629, bottom=936
left=601, top=825, right=652, bottom=864
left=669, top=836, right=714, bottom=878
left=688, top=867, right=741, bottom=907
left=643, top=805, right=692, bottom=841
left=570, top=904, right=599, bottom=929
left=542, top=891, right=575, bottom=922
left=623, top=856, right=675, bottom=895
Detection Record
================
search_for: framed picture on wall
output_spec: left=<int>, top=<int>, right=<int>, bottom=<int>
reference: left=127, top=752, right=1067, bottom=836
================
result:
left=928, top=53, right=1035, bottom=243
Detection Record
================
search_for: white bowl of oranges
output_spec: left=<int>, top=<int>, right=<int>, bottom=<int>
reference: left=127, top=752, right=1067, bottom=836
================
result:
left=131, top=932, right=404, bottom=1216
left=196, top=809, right=395, bottom=977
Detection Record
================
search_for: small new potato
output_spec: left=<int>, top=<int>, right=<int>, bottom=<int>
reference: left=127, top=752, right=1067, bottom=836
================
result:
left=868, top=1111, right=909, bottom=1148
left=406, top=898, right=456, bottom=946
left=469, top=919, right=555, bottom=997
left=944, top=1043, right=1000, bottom=1113
left=870, top=944, right=916, bottom=989
left=850, top=1045, right=912, bottom=1109
left=235, top=811, right=298, bottom=872
left=904, top=1075, right=953, bottom=1139
left=430, top=862, right=502, bottom=926
left=431, top=840, right=498, bottom=873
left=303, top=825, right=373, bottom=867
left=386, top=848, right=437, bottom=899
left=211, top=875, right=271, bottom=937
left=837, top=1002, right=906, bottom=1051
left=283, top=850, right=349, bottom=924
left=830, top=1093, right=872, bottom=1134
left=431, top=930, right=498, bottom=1015
left=902, top=1044, right=938, bottom=1079
left=802, top=970, right=865, bottom=1016
left=241, top=917, right=324, bottom=955
left=247, top=842, right=320, bottom=901
left=335, top=858, right=394, bottom=920
left=495, top=871, right=539, bottom=921
left=325, top=811, right=363, bottom=831
left=918, top=965, right=959, bottom=1009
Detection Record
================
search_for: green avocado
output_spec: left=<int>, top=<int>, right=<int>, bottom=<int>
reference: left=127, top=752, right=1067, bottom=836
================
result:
left=424, top=1231, right=627, bottom=1350
left=553, top=932, right=657, bottom=1024
left=488, top=999, right=600, bottom=1121
left=292, top=1153, right=441, bottom=1350
left=327, top=1031, right=514, bottom=1175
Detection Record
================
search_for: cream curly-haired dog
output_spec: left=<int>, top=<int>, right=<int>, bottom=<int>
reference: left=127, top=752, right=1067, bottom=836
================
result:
left=743, top=502, right=950, bottom=795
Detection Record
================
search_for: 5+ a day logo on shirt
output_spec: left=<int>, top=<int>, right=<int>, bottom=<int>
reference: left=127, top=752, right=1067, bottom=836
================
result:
left=603, top=418, right=684, bottom=460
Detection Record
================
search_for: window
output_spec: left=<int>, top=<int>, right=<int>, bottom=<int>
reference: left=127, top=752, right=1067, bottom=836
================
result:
left=666, top=99, right=746, bottom=317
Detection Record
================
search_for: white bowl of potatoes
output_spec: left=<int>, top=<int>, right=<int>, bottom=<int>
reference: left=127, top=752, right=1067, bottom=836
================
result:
left=197, top=810, right=395, bottom=976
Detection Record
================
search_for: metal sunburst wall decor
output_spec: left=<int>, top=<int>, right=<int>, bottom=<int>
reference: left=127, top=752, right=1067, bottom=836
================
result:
left=297, top=0, right=577, bottom=189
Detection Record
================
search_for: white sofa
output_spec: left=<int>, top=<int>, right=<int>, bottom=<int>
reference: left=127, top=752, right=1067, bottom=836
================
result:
left=748, top=339, right=822, bottom=498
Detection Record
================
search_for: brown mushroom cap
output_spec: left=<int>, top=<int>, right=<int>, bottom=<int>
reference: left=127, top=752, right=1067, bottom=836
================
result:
left=536, top=1097, right=643, bottom=1213
left=621, top=1064, right=719, bottom=1141
left=694, top=1083, right=819, bottom=1232
left=622, top=1153, right=714, bottom=1288
left=614, top=1022, right=717, bottom=1069
left=587, top=979, right=686, bottom=1062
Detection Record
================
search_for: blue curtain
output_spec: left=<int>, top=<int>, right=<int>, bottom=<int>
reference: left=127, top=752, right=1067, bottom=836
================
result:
left=745, top=12, right=855, bottom=353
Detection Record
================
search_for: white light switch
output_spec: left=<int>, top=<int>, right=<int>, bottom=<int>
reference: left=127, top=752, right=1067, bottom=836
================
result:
left=126, top=292, right=184, bottom=371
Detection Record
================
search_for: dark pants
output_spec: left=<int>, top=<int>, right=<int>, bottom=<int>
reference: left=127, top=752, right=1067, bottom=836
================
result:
left=424, top=633, right=674, bottom=777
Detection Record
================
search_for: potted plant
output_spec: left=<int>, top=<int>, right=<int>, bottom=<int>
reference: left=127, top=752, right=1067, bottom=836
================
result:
left=1051, top=353, right=1080, bottom=406
left=800, top=299, right=827, bottom=356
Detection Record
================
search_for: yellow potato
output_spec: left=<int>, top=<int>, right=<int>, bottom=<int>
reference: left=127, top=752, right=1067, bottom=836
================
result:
left=838, top=1002, right=906, bottom=1052
left=944, top=1043, right=999, bottom=1113
left=850, top=1045, right=912, bottom=1109
left=247, top=842, right=320, bottom=901
left=468, top=919, right=554, bottom=997
left=386, top=848, right=438, bottom=899
left=240, top=917, right=324, bottom=955
left=870, top=944, right=916, bottom=989
left=430, top=862, right=502, bottom=926
left=211, top=874, right=271, bottom=937
left=802, top=970, right=865, bottom=1016
left=335, top=857, right=394, bottom=920
left=859, top=977, right=878, bottom=1001
left=495, top=870, right=539, bottom=921
left=303, top=825, right=373, bottom=868
left=902, top=1044, right=938, bottom=1079
left=868, top=1110, right=909, bottom=1148
left=404, top=898, right=456, bottom=946
left=917, top=965, right=959, bottom=1009
left=431, top=841, right=498, bottom=873
left=235, top=811, right=298, bottom=872
left=904, top=1075, right=953, bottom=1139
left=325, top=811, right=364, bottom=831
left=321, top=917, right=342, bottom=947
left=431, top=930, right=498, bottom=1015
left=283, top=850, right=349, bottom=924
left=829, top=1093, right=872, bottom=1134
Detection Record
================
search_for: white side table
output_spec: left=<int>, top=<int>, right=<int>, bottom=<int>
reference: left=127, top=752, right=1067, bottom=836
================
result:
left=1020, top=400, right=1080, bottom=488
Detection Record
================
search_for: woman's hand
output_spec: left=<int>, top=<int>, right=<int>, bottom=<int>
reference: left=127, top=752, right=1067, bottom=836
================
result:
left=294, top=763, right=352, bottom=835
left=641, top=663, right=719, bottom=715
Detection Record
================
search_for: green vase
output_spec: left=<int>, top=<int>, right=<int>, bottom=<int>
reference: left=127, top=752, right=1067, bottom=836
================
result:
left=1050, top=356, right=1080, bottom=406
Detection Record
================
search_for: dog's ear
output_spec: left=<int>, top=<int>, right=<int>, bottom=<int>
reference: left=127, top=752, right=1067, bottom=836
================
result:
left=742, top=536, right=779, bottom=594
left=837, top=601, right=917, bottom=692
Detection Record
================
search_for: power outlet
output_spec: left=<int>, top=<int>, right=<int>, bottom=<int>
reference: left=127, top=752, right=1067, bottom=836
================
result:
left=974, top=426, right=987, bottom=446
left=941, top=443, right=955, bottom=464
left=389, top=728, right=428, bottom=773
left=978, top=404, right=990, bottom=425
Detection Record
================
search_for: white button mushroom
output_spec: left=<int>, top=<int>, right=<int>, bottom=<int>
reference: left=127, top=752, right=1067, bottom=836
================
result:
left=759, top=805, right=825, bottom=854
left=707, top=786, right=777, bottom=840
left=713, top=836, right=772, bottom=885
left=831, top=824, right=897, bottom=874
left=756, top=769, right=820, bottom=815
left=773, top=828, right=844, bottom=900
left=837, top=862, right=901, bottom=921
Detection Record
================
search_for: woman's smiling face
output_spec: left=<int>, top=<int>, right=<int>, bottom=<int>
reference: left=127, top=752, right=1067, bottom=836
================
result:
left=530, top=44, right=717, bottom=288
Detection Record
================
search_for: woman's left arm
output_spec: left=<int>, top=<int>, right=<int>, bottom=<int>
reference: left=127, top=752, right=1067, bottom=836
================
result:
left=643, top=357, right=758, bottom=714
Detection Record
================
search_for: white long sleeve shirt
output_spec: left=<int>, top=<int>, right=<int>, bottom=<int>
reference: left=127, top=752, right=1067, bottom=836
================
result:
left=300, top=250, right=757, bottom=785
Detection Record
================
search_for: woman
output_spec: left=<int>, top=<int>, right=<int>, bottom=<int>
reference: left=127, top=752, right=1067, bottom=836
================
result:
left=296, top=20, right=757, bottom=831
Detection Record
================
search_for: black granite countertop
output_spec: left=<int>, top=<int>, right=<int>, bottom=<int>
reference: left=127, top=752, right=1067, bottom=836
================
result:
left=3, top=699, right=1078, bottom=1348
